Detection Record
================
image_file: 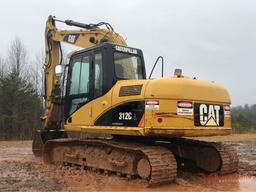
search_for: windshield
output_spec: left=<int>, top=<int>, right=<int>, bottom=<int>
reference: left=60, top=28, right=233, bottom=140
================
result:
left=114, top=52, right=143, bottom=79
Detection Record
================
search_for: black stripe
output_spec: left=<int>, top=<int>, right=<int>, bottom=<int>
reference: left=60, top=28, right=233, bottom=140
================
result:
left=94, top=101, right=145, bottom=127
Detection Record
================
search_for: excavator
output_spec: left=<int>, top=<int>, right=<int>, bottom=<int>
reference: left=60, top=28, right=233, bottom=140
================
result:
left=32, top=15, right=238, bottom=186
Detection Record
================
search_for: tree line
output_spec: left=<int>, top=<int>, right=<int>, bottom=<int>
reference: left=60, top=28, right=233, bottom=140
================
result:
left=0, top=38, right=43, bottom=139
left=232, top=104, right=256, bottom=133
left=0, top=38, right=255, bottom=140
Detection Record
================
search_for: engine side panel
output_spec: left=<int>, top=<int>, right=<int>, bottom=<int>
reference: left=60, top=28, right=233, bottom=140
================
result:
left=65, top=78, right=232, bottom=137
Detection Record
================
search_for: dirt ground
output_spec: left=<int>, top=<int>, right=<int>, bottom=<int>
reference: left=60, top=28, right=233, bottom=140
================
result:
left=0, top=134, right=255, bottom=192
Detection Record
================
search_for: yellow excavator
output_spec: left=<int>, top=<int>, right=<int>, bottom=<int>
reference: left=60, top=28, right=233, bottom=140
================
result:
left=32, top=15, right=238, bottom=186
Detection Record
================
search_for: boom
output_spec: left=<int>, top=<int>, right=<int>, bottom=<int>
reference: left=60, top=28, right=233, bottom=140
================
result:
left=42, top=15, right=126, bottom=130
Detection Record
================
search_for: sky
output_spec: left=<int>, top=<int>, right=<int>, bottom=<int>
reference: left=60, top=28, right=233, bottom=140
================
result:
left=0, top=0, right=255, bottom=106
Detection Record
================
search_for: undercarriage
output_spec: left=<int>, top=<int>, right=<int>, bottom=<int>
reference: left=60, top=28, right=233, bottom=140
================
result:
left=33, top=131, right=238, bottom=186
left=43, top=138, right=177, bottom=186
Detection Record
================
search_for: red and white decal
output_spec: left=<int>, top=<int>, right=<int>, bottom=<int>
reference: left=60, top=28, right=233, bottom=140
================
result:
left=145, top=100, right=159, bottom=110
left=224, top=105, right=231, bottom=111
left=146, top=100, right=159, bottom=105
left=224, top=105, right=231, bottom=117
left=177, top=101, right=193, bottom=115
left=177, top=101, right=193, bottom=108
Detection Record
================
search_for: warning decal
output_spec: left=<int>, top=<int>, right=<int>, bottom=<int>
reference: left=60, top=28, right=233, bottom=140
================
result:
left=177, top=101, right=193, bottom=116
left=224, top=105, right=231, bottom=117
left=145, top=100, right=159, bottom=110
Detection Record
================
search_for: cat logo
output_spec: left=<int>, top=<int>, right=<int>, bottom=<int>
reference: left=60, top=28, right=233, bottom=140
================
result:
left=63, top=34, right=79, bottom=44
left=194, top=103, right=224, bottom=127
left=200, top=104, right=220, bottom=126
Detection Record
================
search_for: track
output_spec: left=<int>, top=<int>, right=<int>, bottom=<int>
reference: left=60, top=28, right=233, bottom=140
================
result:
left=211, top=141, right=239, bottom=174
left=164, top=137, right=239, bottom=174
left=43, top=138, right=177, bottom=186
left=41, top=137, right=238, bottom=187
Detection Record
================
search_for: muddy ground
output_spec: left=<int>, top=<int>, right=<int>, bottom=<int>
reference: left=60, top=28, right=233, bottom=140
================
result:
left=0, top=134, right=255, bottom=192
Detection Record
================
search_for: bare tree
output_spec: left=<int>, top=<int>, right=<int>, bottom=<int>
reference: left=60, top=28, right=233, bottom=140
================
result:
left=7, top=37, right=27, bottom=76
left=0, top=56, right=4, bottom=78
left=28, top=52, right=45, bottom=115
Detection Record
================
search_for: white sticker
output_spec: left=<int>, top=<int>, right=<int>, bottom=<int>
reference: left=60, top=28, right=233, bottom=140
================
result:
left=224, top=105, right=231, bottom=117
left=177, top=108, right=193, bottom=115
left=115, top=45, right=138, bottom=54
left=177, top=101, right=193, bottom=115
left=224, top=111, right=231, bottom=117
left=145, top=100, right=159, bottom=110
left=119, top=112, right=133, bottom=120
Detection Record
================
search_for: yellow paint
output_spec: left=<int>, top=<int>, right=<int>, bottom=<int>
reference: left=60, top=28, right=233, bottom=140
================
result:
left=65, top=76, right=232, bottom=138
left=145, top=76, right=230, bottom=103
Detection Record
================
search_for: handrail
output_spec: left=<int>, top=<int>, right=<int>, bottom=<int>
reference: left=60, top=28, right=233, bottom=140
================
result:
left=149, top=56, right=164, bottom=79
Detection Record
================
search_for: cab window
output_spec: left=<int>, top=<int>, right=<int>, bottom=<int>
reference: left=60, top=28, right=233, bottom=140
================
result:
left=67, top=55, right=90, bottom=116
left=114, top=52, right=143, bottom=79
left=94, top=53, right=103, bottom=98
left=69, top=58, right=81, bottom=95
left=79, top=56, right=90, bottom=94
left=69, top=56, right=90, bottom=95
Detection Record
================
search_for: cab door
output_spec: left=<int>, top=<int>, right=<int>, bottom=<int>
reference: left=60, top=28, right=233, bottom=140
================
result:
left=65, top=52, right=93, bottom=126
left=91, top=51, right=113, bottom=125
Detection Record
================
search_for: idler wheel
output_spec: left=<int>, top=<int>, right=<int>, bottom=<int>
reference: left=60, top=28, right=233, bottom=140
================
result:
left=137, top=158, right=151, bottom=179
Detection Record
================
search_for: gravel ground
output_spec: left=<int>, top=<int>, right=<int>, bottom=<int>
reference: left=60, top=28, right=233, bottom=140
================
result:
left=0, top=161, right=65, bottom=192
left=231, top=142, right=256, bottom=176
left=0, top=134, right=255, bottom=192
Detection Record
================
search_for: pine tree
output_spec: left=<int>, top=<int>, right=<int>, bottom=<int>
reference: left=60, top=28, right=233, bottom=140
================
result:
left=0, top=38, right=43, bottom=139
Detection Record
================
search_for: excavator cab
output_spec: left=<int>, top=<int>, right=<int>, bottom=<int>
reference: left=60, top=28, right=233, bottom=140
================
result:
left=64, top=42, right=146, bottom=120
left=33, top=42, right=146, bottom=156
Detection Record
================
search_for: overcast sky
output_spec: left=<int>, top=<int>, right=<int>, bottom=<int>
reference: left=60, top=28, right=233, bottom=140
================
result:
left=1, top=0, right=255, bottom=106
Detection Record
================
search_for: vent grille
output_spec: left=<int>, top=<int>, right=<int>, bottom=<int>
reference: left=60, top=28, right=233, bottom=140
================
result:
left=119, top=85, right=143, bottom=97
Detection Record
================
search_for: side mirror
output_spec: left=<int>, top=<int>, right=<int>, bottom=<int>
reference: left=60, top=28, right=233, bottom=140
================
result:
left=55, top=65, right=62, bottom=77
